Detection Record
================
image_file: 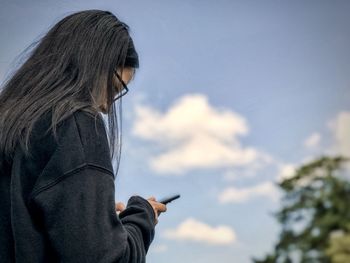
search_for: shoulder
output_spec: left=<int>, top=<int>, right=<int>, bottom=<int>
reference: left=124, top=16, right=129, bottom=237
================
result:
left=30, top=108, right=113, bottom=176
left=59, top=109, right=113, bottom=172
left=72, top=109, right=108, bottom=142
left=28, top=109, right=114, bottom=198
left=72, top=110, right=113, bottom=173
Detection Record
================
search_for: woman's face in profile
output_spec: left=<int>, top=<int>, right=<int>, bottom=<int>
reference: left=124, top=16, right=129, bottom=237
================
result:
left=98, top=67, right=135, bottom=113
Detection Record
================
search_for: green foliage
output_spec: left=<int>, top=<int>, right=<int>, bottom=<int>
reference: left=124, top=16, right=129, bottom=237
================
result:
left=252, top=156, right=350, bottom=263
left=326, top=224, right=350, bottom=263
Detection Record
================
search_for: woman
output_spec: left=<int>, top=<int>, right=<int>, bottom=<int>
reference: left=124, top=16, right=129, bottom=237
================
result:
left=0, top=10, right=166, bottom=263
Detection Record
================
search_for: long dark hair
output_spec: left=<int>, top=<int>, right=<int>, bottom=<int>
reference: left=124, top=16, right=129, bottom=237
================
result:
left=0, top=10, right=139, bottom=176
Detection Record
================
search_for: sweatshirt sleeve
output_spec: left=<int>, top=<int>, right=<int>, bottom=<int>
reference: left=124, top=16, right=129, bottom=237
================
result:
left=29, top=164, right=156, bottom=263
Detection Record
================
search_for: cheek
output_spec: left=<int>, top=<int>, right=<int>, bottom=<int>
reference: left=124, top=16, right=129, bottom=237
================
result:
left=123, top=70, right=134, bottom=83
left=112, top=78, right=122, bottom=93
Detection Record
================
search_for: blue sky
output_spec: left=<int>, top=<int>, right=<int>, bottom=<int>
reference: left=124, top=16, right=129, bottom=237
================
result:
left=1, top=1, right=350, bottom=262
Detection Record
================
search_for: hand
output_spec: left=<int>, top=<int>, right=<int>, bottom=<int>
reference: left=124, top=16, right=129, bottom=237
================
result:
left=147, top=196, right=167, bottom=225
left=115, top=202, right=125, bottom=215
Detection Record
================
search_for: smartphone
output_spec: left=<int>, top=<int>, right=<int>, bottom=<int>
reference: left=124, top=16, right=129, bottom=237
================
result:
left=157, top=194, right=180, bottom=216
left=158, top=194, right=181, bottom=205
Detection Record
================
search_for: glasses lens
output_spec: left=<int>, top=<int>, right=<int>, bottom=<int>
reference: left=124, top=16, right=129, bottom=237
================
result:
left=113, top=72, right=129, bottom=102
left=114, top=84, right=128, bottom=101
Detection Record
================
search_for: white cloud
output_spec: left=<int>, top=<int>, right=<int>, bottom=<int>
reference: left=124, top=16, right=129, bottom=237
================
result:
left=223, top=154, right=274, bottom=182
left=133, top=94, right=248, bottom=142
left=275, top=159, right=343, bottom=187
left=218, top=182, right=280, bottom=204
left=150, top=244, right=168, bottom=253
left=304, top=132, right=321, bottom=149
left=149, top=135, right=259, bottom=174
left=132, top=94, right=270, bottom=175
left=288, top=111, right=350, bottom=181
left=277, top=163, right=297, bottom=182
left=328, top=111, right=350, bottom=157
left=163, top=218, right=236, bottom=245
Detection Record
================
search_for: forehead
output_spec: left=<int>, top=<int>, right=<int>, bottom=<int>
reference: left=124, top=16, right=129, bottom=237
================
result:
left=115, top=67, right=134, bottom=77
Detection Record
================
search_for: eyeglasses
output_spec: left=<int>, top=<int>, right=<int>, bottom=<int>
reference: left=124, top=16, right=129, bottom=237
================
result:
left=112, top=72, right=129, bottom=102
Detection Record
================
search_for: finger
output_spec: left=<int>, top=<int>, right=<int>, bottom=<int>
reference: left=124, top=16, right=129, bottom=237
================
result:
left=115, top=202, right=126, bottom=212
left=147, top=201, right=167, bottom=219
left=115, top=202, right=123, bottom=211
left=155, top=202, right=167, bottom=213
left=147, top=196, right=156, bottom=201
left=153, top=207, right=159, bottom=224
left=147, top=200, right=159, bottom=224
left=148, top=200, right=167, bottom=212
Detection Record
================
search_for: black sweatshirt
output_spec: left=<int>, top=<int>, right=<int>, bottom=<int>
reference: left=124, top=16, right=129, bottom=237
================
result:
left=0, top=109, right=156, bottom=263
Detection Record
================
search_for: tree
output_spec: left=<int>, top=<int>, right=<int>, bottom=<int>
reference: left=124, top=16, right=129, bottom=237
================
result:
left=253, top=156, right=350, bottom=263
left=326, top=223, right=350, bottom=263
